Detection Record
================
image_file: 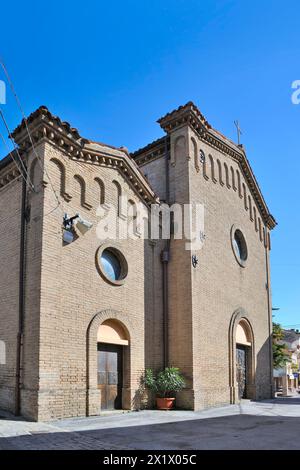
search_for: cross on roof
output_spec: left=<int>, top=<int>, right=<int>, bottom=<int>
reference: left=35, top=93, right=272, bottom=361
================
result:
left=234, top=120, right=242, bottom=145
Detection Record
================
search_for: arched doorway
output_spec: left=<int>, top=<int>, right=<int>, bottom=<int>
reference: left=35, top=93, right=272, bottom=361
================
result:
left=97, top=319, right=129, bottom=410
left=229, top=310, right=256, bottom=403
left=235, top=320, right=252, bottom=399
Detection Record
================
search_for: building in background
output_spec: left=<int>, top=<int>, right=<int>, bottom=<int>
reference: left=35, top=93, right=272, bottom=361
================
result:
left=274, top=329, right=300, bottom=395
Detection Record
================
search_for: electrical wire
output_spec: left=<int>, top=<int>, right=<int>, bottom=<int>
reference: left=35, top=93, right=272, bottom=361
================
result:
left=0, top=109, right=35, bottom=191
left=0, top=58, right=63, bottom=214
left=0, top=173, right=21, bottom=192
left=0, top=130, right=28, bottom=189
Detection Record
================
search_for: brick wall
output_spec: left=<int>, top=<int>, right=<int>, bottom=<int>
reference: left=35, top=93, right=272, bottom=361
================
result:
left=140, top=124, right=273, bottom=410
left=0, top=105, right=274, bottom=420
left=0, top=171, right=22, bottom=413
left=35, top=142, right=162, bottom=420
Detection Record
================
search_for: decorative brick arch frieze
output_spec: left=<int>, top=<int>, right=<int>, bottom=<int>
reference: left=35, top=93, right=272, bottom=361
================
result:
left=49, top=157, right=72, bottom=202
left=228, top=308, right=256, bottom=403
left=230, top=166, right=237, bottom=191
left=171, top=134, right=186, bottom=167
left=27, top=156, right=48, bottom=193
left=94, top=177, right=105, bottom=205
left=200, top=152, right=268, bottom=248
left=74, top=174, right=92, bottom=210
left=248, top=196, right=253, bottom=221
left=236, top=169, right=242, bottom=199
left=242, top=183, right=248, bottom=211
left=216, top=159, right=224, bottom=186
left=191, top=137, right=199, bottom=173
left=29, top=157, right=39, bottom=189
left=112, top=180, right=124, bottom=218
left=224, top=162, right=231, bottom=189
left=86, top=309, right=138, bottom=416
left=208, top=154, right=217, bottom=183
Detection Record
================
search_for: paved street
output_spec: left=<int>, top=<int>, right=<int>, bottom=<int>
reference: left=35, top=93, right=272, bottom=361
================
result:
left=1, top=396, right=300, bottom=450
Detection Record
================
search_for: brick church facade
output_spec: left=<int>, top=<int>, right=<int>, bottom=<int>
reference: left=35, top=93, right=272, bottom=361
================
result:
left=0, top=102, right=276, bottom=421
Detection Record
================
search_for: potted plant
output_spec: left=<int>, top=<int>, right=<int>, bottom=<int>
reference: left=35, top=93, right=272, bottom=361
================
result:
left=144, top=367, right=185, bottom=410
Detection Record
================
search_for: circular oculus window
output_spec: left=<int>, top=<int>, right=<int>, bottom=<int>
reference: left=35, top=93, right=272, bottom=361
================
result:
left=231, top=226, right=248, bottom=267
left=96, top=244, right=128, bottom=285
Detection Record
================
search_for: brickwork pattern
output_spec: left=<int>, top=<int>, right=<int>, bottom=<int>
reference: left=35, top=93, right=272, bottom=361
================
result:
left=0, top=105, right=274, bottom=420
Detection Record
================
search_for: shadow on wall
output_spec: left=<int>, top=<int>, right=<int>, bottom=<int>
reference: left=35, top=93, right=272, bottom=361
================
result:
left=143, top=231, right=164, bottom=390
left=255, top=334, right=273, bottom=400
left=131, top=375, right=148, bottom=411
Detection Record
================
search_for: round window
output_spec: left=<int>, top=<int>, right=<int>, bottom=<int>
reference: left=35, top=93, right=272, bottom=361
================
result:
left=231, top=226, right=248, bottom=267
left=96, top=245, right=128, bottom=285
left=101, top=249, right=122, bottom=281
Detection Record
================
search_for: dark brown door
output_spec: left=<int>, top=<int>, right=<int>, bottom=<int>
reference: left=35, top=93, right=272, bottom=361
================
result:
left=236, top=345, right=247, bottom=399
left=97, top=343, right=123, bottom=410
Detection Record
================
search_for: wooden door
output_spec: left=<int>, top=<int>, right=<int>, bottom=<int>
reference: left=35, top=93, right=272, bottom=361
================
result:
left=97, top=343, right=123, bottom=410
left=236, top=345, right=247, bottom=399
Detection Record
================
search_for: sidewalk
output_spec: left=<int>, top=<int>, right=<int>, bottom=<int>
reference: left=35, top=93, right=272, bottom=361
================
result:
left=1, top=396, right=300, bottom=449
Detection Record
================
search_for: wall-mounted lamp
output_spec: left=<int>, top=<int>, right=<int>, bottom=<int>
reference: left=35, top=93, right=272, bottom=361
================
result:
left=63, top=230, right=74, bottom=244
left=75, top=215, right=93, bottom=235
left=62, top=213, right=93, bottom=244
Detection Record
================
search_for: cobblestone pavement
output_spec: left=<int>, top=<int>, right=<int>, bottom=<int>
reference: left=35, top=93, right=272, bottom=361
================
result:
left=1, top=396, right=300, bottom=450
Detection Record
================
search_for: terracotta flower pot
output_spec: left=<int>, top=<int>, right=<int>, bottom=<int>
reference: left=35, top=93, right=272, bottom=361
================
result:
left=156, top=397, right=175, bottom=410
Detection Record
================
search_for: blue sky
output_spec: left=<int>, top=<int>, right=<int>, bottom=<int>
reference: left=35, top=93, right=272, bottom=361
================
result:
left=0, top=0, right=299, bottom=327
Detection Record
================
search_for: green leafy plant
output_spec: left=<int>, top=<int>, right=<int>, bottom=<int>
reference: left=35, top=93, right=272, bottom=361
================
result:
left=273, top=322, right=291, bottom=369
left=144, top=367, right=185, bottom=398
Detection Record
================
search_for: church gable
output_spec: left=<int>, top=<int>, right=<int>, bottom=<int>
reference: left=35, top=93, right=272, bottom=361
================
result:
left=11, top=106, right=158, bottom=208
left=157, top=102, right=276, bottom=231
left=132, top=102, right=276, bottom=232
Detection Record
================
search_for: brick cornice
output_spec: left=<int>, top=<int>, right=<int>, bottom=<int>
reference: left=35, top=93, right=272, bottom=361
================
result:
left=0, top=161, right=21, bottom=190
left=131, top=136, right=169, bottom=166
left=156, top=102, right=276, bottom=230
left=11, top=107, right=159, bottom=206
